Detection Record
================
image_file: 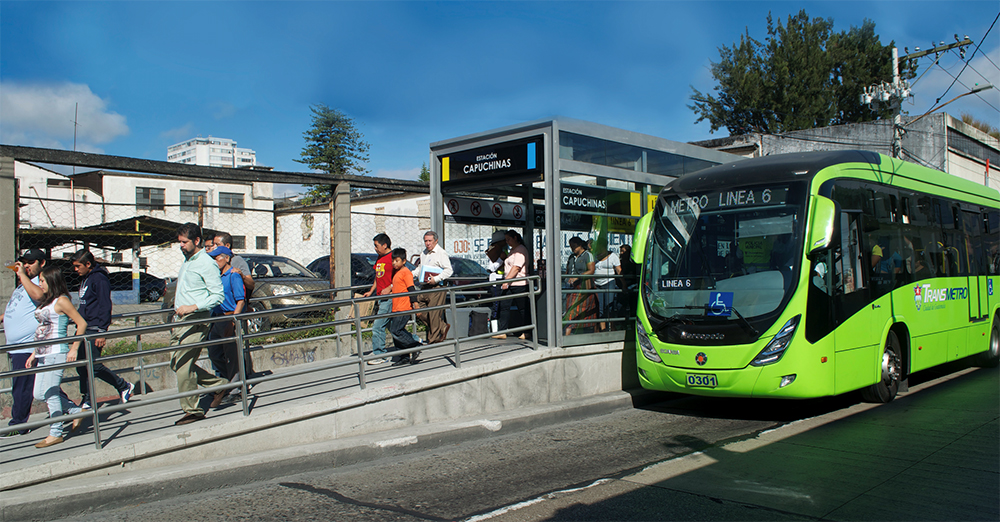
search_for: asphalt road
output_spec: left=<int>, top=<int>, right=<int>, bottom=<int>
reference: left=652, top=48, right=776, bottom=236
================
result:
left=51, top=362, right=998, bottom=522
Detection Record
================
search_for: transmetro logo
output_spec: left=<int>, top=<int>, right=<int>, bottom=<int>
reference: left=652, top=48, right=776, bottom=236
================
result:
left=914, top=283, right=968, bottom=311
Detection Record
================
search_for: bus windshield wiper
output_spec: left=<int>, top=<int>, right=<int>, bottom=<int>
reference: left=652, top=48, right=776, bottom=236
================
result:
left=653, top=305, right=759, bottom=338
left=729, top=306, right=759, bottom=337
left=652, top=306, right=704, bottom=337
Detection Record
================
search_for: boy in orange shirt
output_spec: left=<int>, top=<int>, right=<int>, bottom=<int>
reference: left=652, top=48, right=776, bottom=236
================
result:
left=389, top=248, right=422, bottom=366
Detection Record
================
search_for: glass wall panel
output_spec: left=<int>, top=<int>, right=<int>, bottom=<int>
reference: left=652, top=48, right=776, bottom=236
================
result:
left=559, top=132, right=642, bottom=171
left=559, top=173, right=639, bottom=340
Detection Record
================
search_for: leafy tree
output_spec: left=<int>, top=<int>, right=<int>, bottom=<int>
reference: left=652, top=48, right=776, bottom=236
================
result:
left=689, top=11, right=917, bottom=135
left=296, top=104, right=371, bottom=201
left=418, top=162, right=430, bottom=182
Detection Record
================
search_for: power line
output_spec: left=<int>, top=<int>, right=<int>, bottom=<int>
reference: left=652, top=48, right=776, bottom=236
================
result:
left=931, top=11, right=999, bottom=105
left=932, top=62, right=1000, bottom=113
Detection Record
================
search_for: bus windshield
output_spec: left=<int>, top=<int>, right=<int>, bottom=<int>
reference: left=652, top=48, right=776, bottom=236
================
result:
left=645, top=183, right=806, bottom=325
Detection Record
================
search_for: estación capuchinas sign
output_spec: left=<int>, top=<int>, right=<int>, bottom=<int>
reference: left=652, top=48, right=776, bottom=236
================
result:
left=440, top=136, right=543, bottom=189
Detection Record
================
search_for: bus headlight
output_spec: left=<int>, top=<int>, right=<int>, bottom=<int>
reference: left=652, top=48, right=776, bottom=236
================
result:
left=637, top=320, right=662, bottom=363
left=751, top=315, right=800, bottom=367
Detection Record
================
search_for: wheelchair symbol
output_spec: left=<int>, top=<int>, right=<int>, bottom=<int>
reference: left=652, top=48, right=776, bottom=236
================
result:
left=707, top=292, right=733, bottom=317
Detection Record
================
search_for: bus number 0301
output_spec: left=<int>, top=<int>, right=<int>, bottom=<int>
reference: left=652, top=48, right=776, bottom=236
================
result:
left=686, top=374, right=718, bottom=388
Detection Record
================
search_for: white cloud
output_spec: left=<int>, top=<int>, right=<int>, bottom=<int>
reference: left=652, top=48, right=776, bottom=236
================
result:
left=160, top=123, right=196, bottom=144
left=0, top=81, right=129, bottom=149
left=210, top=101, right=237, bottom=120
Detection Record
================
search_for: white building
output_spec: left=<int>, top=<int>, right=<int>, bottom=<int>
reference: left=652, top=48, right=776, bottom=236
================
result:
left=167, top=136, right=257, bottom=168
left=14, top=161, right=274, bottom=279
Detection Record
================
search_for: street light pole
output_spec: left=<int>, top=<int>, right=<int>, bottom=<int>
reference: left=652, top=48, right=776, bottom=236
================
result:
left=905, top=83, right=994, bottom=127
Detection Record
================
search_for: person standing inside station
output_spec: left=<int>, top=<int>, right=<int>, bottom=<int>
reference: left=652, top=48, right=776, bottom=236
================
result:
left=563, top=236, right=597, bottom=336
left=70, top=249, right=135, bottom=410
left=485, top=231, right=507, bottom=333
left=497, top=230, right=530, bottom=340
left=362, top=234, right=394, bottom=365
left=168, top=223, right=226, bottom=426
left=415, top=230, right=453, bottom=344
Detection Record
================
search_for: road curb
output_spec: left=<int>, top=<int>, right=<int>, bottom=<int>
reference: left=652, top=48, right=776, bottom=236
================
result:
left=1, top=389, right=655, bottom=521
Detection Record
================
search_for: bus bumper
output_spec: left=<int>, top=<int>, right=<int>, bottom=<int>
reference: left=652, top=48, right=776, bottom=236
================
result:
left=636, top=351, right=834, bottom=399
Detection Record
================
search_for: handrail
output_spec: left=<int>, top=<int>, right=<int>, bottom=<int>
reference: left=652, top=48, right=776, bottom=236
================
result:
left=0, top=276, right=542, bottom=450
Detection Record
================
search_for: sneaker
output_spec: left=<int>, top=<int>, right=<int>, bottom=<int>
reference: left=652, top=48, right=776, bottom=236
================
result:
left=120, top=382, right=136, bottom=404
left=1, top=429, right=28, bottom=438
left=367, top=358, right=387, bottom=366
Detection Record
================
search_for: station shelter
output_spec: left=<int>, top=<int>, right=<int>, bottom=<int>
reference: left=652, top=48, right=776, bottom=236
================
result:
left=429, top=117, right=739, bottom=346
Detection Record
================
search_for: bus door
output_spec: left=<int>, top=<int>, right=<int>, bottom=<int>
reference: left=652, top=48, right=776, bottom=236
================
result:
left=964, top=209, right=990, bottom=356
left=832, top=211, right=891, bottom=393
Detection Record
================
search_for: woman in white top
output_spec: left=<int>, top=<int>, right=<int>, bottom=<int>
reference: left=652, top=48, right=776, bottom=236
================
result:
left=593, top=248, right=621, bottom=332
left=26, top=265, right=87, bottom=449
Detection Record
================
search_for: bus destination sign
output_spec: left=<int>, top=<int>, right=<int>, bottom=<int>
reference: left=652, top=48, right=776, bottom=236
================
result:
left=664, top=186, right=789, bottom=217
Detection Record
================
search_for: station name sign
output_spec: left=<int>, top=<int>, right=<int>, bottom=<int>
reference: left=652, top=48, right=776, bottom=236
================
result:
left=441, top=136, right=543, bottom=188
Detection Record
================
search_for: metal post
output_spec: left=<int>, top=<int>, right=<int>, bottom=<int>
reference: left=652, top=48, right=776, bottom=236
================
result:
left=84, top=333, right=103, bottom=450
left=233, top=316, right=249, bottom=416
left=354, top=301, right=367, bottom=389
left=528, top=277, right=538, bottom=350
left=449, top=287, right=461, bottom=368
left=135, top=315, right=146, bottom=400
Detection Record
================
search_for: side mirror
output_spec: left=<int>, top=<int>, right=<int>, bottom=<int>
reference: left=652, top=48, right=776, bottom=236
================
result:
left=808, top=195, right=837, bottom=254
left=632, top=212, right=654, bottom=262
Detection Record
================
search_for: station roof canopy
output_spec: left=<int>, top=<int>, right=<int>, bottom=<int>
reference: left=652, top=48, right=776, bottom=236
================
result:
left=19, top=216, right=217, bottom=252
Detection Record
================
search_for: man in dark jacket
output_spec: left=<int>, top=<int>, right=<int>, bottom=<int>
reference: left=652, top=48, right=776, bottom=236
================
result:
left=71, top=250, right=135, bottom=409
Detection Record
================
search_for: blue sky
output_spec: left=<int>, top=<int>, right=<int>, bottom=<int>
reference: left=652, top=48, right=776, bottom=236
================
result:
left=2, top=1, right=998, bottom=198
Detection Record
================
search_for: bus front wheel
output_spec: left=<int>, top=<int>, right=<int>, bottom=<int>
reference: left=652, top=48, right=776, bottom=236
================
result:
left=974, top=315, right=1000, bottom=368
left=862, top=331, right=902, bottom=403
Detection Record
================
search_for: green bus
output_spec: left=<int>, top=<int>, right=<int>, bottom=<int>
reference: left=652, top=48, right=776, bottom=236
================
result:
left=632, top=150, right=1000, bottom=402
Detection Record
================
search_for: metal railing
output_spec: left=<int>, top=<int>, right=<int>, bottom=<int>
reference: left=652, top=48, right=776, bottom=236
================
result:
left=0, top=276, right=540, bottom=450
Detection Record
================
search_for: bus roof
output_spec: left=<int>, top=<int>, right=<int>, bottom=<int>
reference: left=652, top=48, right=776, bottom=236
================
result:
left=665, top=150, right=999, bottom=204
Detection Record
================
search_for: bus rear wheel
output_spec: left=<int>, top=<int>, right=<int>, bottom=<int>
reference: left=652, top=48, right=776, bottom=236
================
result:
left=862, top=331, right=902, bottom=403
left=974, top=315, right=1000, bottom=368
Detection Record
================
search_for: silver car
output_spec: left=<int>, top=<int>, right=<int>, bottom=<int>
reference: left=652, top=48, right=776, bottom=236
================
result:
left=163, top=254, right=332, bottom=333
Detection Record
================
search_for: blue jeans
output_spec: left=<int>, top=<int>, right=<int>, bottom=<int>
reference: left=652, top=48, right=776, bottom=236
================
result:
left=371, top=299, right=391, bottom=356
left=32, top=353, right=83, bottom=438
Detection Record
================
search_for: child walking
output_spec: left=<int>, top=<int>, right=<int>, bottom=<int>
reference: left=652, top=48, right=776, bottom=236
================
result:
left=389, top=248, right=422, bottom=366
left=25, top=265, right=88, bottom=448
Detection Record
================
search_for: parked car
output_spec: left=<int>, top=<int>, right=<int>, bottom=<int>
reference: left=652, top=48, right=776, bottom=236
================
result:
left=446, top=256, right=490, bottom=302
left=307, top=254, right=416, bottom=289
left=163, top=253, right=332, bottom=333
left=107, top=271, right=167, bottom=302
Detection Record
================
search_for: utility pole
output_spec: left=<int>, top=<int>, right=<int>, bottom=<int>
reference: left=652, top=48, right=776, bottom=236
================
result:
left=861, top=36, right=974, bottom=158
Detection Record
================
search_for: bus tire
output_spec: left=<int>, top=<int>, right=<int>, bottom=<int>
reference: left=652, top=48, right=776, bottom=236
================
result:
left=862, top=330, right=902, bottom=403
left=973, top=315, right=1000, bottom=368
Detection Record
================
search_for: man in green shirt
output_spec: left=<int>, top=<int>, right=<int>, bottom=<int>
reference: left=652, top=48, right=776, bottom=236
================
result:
left=169, top=223, right=226, bottom=426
